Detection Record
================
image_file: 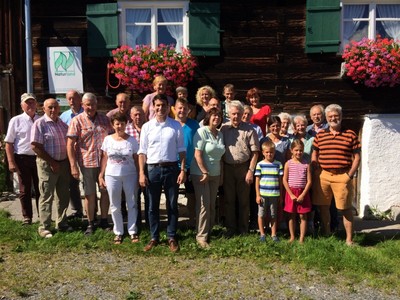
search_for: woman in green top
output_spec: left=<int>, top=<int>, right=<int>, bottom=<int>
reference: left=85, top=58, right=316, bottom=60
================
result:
left=191, top=108, right=225, bottom=248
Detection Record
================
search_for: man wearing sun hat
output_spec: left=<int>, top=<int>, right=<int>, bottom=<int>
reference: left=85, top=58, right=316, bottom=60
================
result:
left=4, top=93, right=41, bottom=225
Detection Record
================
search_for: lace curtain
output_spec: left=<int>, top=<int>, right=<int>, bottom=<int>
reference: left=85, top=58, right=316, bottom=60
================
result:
left=343, top=5, right=366, bottom=47
left=160, top=9, right=184, bottom=51
left=126, top=9, right=151, bottom=47
left=377, top=5, right=400, bottom=41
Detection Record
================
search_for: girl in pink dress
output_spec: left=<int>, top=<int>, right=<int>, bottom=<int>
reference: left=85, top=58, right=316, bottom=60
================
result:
left=246, top=88, right=271, bottom=136
left=282, top=139, right=312, bottom=243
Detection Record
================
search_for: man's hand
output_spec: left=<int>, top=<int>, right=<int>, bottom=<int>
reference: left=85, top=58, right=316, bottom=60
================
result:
left=245, top=170, right=254, bottom=185
left=139, top=173, right=148, bottom=188
left=8, top=162, right=20, bottom=175
left=71, top=164, right=80, bottom=179
left=177, top=171, right=186, bottom=185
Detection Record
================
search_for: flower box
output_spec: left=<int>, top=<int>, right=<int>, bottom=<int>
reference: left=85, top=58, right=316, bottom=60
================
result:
left=342, top=37, right=400, bottom=88
left=109, top=44, right=197, bottom=96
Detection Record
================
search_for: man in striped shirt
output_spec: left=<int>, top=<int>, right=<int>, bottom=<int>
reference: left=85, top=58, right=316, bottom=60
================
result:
left=67, top=93, right=113, bottom=235
left=31, top=98, right=70, bottom=238
left=311, top=104, right=361, bottom=246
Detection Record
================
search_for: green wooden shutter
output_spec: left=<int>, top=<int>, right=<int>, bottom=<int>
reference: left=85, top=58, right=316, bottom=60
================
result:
left=305, top=0, right=341, bottom=54
left=189, top=2, right=221, bottom=56
left=86, top=3, right=119, bottom=57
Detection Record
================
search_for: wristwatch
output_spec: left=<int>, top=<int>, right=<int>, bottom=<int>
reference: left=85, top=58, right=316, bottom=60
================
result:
left=181, top=167, right=187, bottom=172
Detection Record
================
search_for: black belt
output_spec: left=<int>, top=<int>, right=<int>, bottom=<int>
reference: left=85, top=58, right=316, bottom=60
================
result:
left=54, top=158, right=68, bottom=163
left=147, top=161, right=177, bottom=167
left=15, top=154, right=36, bottom=158
left=224, top=160, right=249, bottom=166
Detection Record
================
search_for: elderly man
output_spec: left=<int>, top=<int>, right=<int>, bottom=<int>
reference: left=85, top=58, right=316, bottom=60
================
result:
left=307, top=104, right=328, bottom=137
left=31, top=98, right=70, bottom=238
left=60, top=89, right=84, bottom=219
left=67, top=93, right=113, bottom=235
left=138, top=94, right=186, bottom=252
left=311, top=104, right=361, bottom=245
left=220, top=100, right=260, bottom=236
left=125, top=105, right=148, bottom=229
left=307, top=104, right=337, bottom=232
left=4, top=93, right=40, bottom=225
left=106, top=92, right=132, bottom=122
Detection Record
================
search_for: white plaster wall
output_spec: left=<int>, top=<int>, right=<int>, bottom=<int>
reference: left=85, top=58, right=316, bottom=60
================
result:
left=359, top=114, right=400, bottom=217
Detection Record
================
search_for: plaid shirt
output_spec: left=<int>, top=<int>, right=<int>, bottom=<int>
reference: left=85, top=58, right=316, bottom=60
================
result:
left=125, top=122, right=141, bottom=144
left=67, top=112, right=113, bottom=168
left=31, top=115, right=68, bottom=160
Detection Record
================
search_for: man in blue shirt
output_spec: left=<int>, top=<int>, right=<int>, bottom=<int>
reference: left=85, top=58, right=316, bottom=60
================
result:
left=60, top=90, right=84, bottom=218
left=174, top=97, right=200, bottom=228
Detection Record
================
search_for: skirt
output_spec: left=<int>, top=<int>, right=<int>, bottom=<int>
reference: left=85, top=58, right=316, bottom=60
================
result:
left=284, top=187, right=312, bottom=214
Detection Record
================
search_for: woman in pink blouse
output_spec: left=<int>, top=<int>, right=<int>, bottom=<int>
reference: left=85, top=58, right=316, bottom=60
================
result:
left=246, top=87, right=271, bottom=136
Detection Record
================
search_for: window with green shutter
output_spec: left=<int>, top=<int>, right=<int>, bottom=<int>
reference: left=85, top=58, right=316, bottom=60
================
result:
left=87, top=1, right=221, bottom=57
left=305, top=0, right=341, bottom=54
left=188, top=2, right=221, bottom=56
left=86, top=3, right=119, bottom=57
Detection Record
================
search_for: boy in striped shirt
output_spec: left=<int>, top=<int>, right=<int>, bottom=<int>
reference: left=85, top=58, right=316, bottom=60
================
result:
left=255, top=140, right=283, bottom=242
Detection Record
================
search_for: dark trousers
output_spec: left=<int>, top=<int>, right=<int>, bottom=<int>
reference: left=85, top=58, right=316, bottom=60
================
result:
left=69, top=175, right=82, bottom=214
left=14, top=154, right=40, bottom=219
left=136, top=187, right=149, bottom=231
left=146, top=164, right=179, bottom=241
left=223, top=162, right=250, bottom=235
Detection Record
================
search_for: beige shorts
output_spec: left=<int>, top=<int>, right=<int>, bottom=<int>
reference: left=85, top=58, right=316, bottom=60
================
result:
left=311, top=169, right=354, bottom=210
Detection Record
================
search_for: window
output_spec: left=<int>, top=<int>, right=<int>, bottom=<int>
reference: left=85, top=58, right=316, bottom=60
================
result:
left=119, top=1, right=189, bottom=52
left=86, top=1, right=221, bottom=57
left=342, top=1, right=400, bottom=48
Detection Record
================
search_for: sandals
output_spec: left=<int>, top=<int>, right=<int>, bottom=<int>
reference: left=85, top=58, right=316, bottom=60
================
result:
left=130, top=234, right=140, bottom=243
left=114, top=235, right=123, bottom=245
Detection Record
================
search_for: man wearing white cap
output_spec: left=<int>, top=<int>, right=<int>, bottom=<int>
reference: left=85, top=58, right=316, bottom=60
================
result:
left=4, top=93, right=40, bottom=225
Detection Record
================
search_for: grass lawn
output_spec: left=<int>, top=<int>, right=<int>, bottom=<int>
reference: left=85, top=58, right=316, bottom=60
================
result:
left=0, top=209, right=399, bottom=299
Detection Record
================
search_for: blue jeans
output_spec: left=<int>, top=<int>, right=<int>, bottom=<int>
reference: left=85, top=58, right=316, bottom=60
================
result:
left=146, top=164, right=179, bottom=241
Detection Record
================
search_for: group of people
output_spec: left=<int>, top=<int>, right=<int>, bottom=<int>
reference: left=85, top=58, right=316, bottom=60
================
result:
left=4, top=76, right=361, bottom=251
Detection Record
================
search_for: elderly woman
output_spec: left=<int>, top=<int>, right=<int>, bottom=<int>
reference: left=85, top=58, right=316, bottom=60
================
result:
left=99, top=113, right=140, bottom=244
left=278, top=112, right=293, bottom=137
left=242, top=105, right=264, bottom=141
left=195, top=85, right=216, bottom=122
left=142, top=75, right=174, bottom=120
left=191, top=108, right=225, bottom=248
left=246, top=87, right=271, bottom=136
left=290, top=115, right=314, bottom=163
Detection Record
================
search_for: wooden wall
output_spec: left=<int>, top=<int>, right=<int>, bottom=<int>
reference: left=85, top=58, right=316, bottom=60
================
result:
left=27, top=0, right=400, bottom=129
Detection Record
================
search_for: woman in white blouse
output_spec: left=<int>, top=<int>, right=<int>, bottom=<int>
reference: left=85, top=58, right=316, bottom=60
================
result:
left=99, top=113, right=140, bottom=244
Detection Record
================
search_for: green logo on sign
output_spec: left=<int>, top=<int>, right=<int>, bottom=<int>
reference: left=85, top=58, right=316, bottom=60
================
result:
left=54, top=51, right=75, bottom=75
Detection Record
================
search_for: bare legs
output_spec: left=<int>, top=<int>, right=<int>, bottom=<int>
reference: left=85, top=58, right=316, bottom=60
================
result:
left=288, top=213, right=307, bottom=243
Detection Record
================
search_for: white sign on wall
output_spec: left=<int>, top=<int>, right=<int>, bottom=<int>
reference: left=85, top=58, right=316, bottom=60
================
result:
left=47, top=47, right=83, bottom=93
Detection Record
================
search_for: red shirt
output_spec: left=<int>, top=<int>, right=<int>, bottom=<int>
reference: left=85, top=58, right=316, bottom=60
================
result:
left=250, top=105, right=271, bottom=136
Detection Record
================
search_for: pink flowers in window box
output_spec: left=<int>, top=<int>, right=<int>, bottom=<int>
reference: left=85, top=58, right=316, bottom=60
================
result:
left=342, top=37, right=400, bottom=88
left=110, top=44, right=197, bottom=95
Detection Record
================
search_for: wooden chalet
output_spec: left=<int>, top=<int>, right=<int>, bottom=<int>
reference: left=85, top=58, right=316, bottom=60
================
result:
left=1, top=0, right=400, bottom=133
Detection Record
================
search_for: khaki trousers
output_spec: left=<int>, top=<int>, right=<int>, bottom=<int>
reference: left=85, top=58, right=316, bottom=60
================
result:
left=192, top=174, right=220, bottom=242
left=37, top=158, right=70, bottom=231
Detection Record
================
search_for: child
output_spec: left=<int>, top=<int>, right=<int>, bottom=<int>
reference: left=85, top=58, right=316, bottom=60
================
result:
left=222, top=83, right=236, bottom=120
left=282, top=139, right=312, bottom=243
left=255, top=141, right=283, bottom=242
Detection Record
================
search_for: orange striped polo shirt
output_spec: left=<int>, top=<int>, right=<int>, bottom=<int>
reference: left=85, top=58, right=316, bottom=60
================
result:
left=313, top=128, right=361, bottom=170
